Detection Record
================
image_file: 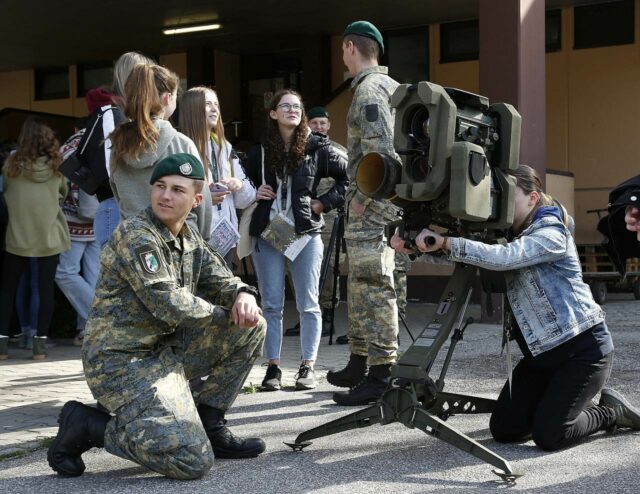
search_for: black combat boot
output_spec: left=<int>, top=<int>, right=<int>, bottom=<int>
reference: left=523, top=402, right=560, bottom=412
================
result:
left=48, top=401, right=110, bottom=477
left=326, top=353, right=367, bottom=388
left=332, top=364, right=391, bottom=406
left=599, top=388, right=640, bottom=431
left=198, top=404, right=266, bottom=459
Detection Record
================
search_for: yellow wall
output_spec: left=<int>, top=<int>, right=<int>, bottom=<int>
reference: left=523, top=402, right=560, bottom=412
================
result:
left=429, top=24, right=480, bottom=93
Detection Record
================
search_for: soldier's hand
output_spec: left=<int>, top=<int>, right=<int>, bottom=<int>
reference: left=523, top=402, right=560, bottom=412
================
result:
left=390, top=232, right=413, bottom=255
left=232, top=292, right=262, bottom=328
left=350, top=197, right=366, bottom=216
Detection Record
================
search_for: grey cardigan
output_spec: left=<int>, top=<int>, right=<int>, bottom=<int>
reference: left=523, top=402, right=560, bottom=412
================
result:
left=110, top=119, right=212, bottom=239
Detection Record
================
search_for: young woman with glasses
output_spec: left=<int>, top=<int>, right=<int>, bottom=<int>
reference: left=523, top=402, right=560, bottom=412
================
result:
left=243, top=89, right=349, bottom=391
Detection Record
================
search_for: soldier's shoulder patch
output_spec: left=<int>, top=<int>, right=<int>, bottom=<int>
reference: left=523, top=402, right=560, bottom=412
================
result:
left=365, top=104, right=379, bottom=123
left=135, top=245, right=165, bottom=275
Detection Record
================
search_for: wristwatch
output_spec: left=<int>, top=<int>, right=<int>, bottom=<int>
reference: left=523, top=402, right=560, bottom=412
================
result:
left=236, top=285, right=259, bottom=298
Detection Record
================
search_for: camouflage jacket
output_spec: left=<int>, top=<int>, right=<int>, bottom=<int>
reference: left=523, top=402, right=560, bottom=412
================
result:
left=346, top=66, right=401, bottom=239
left=82, top=207, right=250, bottom=409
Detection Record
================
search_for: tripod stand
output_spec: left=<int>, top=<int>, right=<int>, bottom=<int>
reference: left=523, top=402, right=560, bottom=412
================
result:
left=285, top=262, right=522, bottom=483
left=317, top=207, right=346, bottom=345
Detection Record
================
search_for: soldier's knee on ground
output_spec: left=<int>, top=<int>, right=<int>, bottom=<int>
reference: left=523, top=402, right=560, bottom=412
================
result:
left=158, top=443, right=215, bottom=480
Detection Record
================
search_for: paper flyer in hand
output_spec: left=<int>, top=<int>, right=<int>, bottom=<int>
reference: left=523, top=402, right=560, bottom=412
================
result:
left=210, top=217, right=240, bottom=256
left=261, top=212, right=311, bottom=261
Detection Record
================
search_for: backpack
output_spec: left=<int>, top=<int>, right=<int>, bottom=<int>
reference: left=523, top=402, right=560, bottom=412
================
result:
left=59, top=105, right=124, bottom=198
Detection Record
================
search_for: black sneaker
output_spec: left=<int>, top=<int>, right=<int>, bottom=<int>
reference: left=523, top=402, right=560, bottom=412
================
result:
left=332, top=374, right=388, bottom=406
left=261, top=364, right=282, bottom=391
left=295, top=363, right=317, bottom=390
left=600, top=388, right=640, bottom=431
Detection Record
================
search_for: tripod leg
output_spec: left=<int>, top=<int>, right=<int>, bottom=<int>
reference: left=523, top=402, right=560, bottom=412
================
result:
left=410, top=407, right=519, bottom=477
left=328, top=212, right=345, bottom=345
left=427, top=391, right=496, bottom=419
left=398, top=312, right=415, bottom=342
left=287, top=404, right=381, bottom=447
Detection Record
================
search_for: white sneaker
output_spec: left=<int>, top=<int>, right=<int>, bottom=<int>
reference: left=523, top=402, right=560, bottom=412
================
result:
left=295, top=363, right=317, bottom=390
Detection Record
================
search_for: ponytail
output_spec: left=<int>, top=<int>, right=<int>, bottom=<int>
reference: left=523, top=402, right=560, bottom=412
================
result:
left=110, top=64, right=179, bottom=168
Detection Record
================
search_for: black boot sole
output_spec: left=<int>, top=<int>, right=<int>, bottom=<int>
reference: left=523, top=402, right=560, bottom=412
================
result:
left=47, top=401, right=86, bottom=477
left=332, top=392, right=382, bottom=406
left=212, top=442, right=266, bottom=459
left=326, top=372, right=361, bottom=388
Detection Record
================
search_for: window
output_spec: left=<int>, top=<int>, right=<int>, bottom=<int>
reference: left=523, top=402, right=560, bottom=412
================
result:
left=77, top=62, right=113, bottom=97
left=34, top=67, right=69, bottom=100
left=545, top=9, right=562, bottom=52
left=574, top=0, right=634, bottom=49
left=440, top=20, right=479, bottom=63
left=385, top=28, right=429, bottom=84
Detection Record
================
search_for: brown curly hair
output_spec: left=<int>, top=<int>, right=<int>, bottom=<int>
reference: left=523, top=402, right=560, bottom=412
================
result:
left=263, top=89, right=308, bottom=178
left=5, top=117, right=61, bottom=178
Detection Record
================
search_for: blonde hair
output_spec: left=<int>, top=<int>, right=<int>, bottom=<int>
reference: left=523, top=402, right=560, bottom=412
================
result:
left=112, top=51, right=153, bottom=98
left=179, top=87, right=226, bottom=171
left=109, top=64, right=179, bottom=167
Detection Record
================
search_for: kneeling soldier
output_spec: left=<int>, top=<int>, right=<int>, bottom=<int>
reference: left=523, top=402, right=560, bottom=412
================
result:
left=48, top=153, right=266, bottom=480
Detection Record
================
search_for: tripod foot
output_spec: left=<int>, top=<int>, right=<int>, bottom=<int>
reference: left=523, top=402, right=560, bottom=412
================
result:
left=492, top=469, right=523, bottom=484
left=284, top=441, right=312, bottom=452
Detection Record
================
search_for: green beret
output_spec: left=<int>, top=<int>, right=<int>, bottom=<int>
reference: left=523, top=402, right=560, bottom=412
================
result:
left=343, top=20, right=384, bottom=55
left=307, top=106, right=329, bottom=120
left=149, top=153, right=205, bottom=185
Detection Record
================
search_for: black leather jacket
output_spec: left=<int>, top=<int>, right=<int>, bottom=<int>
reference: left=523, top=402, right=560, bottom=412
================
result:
left=244, top=132, right=349, bottom=236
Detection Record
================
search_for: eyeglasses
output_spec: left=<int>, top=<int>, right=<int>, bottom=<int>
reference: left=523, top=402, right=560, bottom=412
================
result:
left=277, top=103, right=303, bottom=113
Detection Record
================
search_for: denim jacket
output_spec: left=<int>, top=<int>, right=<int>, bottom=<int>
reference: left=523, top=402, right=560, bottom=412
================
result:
left=449, top=211, right=605, bottom=357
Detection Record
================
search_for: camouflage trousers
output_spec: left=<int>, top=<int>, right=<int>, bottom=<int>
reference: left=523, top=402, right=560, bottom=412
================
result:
left=345, top=235, right=398, bottom=366
left=394, top=252, right=412, bottom=319
left=102, top=318, right=265, bottom=480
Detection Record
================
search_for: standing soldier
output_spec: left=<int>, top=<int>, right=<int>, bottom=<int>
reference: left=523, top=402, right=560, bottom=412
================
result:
left=47, top=153, right=266, bottom=480
left=327, top=21, right=402, bottom=405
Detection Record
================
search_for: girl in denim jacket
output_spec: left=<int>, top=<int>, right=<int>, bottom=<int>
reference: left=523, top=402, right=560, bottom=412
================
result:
left=393, top=164, right=639, bottom=451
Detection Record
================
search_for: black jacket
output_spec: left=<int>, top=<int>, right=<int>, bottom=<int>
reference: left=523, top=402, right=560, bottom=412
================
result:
left=244, top=132, right=348, bottom=236
left=597, top=174, right=640, bottom=274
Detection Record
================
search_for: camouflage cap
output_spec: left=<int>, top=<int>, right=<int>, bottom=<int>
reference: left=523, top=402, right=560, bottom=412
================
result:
left=307, top=106, right=329, bottom=120
left=150, top=153, right=205, bottom=185
left=343, top=20, right=384, bottom=55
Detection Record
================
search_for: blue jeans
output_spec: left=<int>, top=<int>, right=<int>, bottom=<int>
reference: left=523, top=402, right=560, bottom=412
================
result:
left=94, top=197, right=120, bottom=249
left=251, top=235, right=323, bottom=362
left=55, top=240, right=100, bottom=331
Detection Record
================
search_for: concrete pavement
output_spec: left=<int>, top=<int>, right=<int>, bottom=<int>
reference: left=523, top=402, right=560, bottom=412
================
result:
left=1, top=297, right=639, bottom=493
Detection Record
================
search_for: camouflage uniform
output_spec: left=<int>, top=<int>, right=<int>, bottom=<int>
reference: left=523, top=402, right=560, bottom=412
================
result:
left=82, top=207, right=265, bottom=480
left=394, top=252, right=412, bottom=319
left=344, top=66, right=401, bottom=365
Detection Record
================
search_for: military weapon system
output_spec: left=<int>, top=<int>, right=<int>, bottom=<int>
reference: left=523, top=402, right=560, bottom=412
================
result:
left=286, top=82, right=524, bottom=483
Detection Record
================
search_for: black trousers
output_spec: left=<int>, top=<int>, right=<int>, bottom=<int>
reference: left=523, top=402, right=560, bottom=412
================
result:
left=489, top=351, right=615, bottom=451
left=0, top=252, right=59, bottom=337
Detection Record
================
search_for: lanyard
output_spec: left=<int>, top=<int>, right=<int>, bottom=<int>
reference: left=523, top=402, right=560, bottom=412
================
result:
left=210, top=139, right=219, bottom=183
left=280, top=167, right=289, bottom=212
